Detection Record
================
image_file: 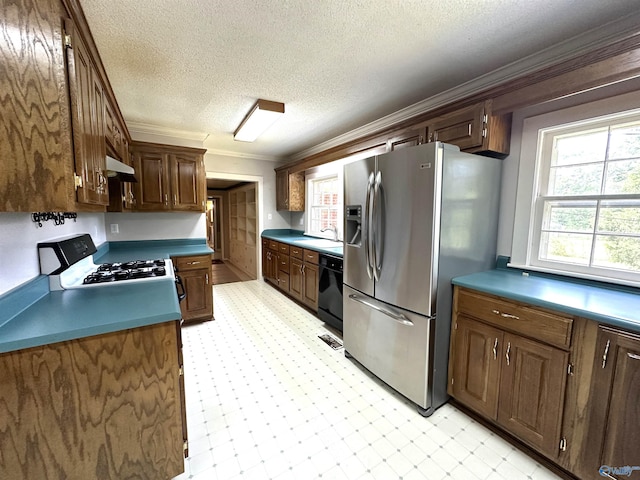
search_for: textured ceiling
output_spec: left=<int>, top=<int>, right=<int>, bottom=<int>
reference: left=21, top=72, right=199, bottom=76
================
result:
left=79, top=0, right=640, bottom=161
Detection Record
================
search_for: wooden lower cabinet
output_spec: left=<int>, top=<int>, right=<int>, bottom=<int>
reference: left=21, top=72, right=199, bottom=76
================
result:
left=581, top=327, right=640, bottom=478
left=450, top=315, right=502, bottom=419
left=261, top=238, right=321, bottom=312
left=497, top=333, right=568, bottom=458
left=173, top=254, right=213, bottom=323
left=0, top=322, right=186, bottom=480
left=450, top=286, right=640, bottom=479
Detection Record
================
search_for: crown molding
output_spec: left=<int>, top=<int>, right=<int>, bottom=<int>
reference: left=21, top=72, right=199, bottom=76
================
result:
left=127, top=121, right=209, bottom=143
left=203, top=148, right=284, bottom=163
left=289, top=14, right=640, bottom=162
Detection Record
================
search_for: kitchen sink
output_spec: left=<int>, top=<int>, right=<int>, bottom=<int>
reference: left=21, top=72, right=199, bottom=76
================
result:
left=296, top=238, right=343, bottom=248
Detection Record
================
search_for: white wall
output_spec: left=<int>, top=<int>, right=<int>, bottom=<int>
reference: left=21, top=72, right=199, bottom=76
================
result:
left=496, top=78, right=640, bottom=258
left=104, top=212, right=206, bottom=241
left=0, top=212, right=106, bottom=295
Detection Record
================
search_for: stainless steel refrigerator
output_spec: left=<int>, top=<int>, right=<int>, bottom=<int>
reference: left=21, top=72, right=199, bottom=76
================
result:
left=343, top=141, right=502, bottom=416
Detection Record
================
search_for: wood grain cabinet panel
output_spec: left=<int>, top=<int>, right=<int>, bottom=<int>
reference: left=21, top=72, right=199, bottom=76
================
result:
left=497, top=333, right=569, bottom=458
left=450, top=315, right=502, bottom=419
left=0, top=0, right=74, bottom=212
left=302, top=261, right=319, bottom=311
left=0, top=322, right=186, bottom=480
left=131, top=142, right=206, bottom=212
left=276, top=169, right=305, bottom=211
left=582, top=327, right=640, bottom=477
left=173, top=254, right=213, bottom=323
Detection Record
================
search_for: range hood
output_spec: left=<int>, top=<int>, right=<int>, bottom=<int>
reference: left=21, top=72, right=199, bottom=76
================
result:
left=106, top=155, right=137, bottom=182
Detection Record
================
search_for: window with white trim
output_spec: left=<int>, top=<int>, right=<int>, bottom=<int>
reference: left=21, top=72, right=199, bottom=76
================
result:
left=512, top=97, right=640, bottom=285
left=305, top=165, right=343, bottom=240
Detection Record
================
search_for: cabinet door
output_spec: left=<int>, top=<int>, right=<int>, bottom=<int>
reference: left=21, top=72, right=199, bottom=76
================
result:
left=429, top=102, right=485, bottom=151
left=179, top=268, right=213, bottom=322
left=387, top=125, right=427, bottom=151
left=1, top=0, right=72, bottom=211
left=276, top=170, right=289, bottom=210
left=302, top=262, right=319, bottom=311
left=289, top=258, right=303, bottom=301
left=170, top=153, right=204, bottom=211
left=498, top=333, right=568, bottom=458
left=276, top=170, right=304, bottom=211
left=584, top=328, right=640, bottom=476
left=450, top=315, right=503, bottom=419
left=133, top=150, right=170, bottom=210
left=67, top=24, right=108, bottom=206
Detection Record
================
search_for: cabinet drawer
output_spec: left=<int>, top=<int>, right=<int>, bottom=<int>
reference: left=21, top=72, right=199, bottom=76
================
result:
left=290, top=245, right=303, bottom=259
left=174, top=255, right=211, bottom=271
left=278, top=243, right=290, bottom=255
left=261, top=237, right=268, bottom=248
left=268, top=240, right=278, bottom=250
left=278, top=254, right=290, bottom=273
left=457, top=288, right=573, bottom=349
left=303, top=249, right=319, bottom=265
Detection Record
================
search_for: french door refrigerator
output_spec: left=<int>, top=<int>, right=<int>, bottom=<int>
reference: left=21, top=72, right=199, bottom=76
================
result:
left=343, top=141, right=502, bottom=416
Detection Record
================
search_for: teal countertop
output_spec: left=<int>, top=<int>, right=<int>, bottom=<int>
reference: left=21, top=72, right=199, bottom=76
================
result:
left=452, top=268, right=640, bottom=334
left=261, top=229, right=343, bottom=257
left=0, top=238, right=211, bottom=354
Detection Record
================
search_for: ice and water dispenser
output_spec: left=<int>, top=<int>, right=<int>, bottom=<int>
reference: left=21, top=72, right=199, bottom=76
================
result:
left=345, top=205, right=362, bottom=246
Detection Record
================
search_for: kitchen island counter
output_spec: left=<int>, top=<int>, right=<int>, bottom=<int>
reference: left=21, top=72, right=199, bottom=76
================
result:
left=453, top=266, right=640, bottom=334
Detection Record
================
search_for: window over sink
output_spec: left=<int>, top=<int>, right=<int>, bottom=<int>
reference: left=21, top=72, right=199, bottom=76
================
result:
left=305, top=162, right=343, bottom=241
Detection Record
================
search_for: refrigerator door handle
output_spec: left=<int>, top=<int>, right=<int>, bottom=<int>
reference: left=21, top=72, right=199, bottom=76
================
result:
left=348, top=294, right=414, bottom=326
left=373, top=170, right=383, bottom=280
left=364, top=172, right=375, bottom=280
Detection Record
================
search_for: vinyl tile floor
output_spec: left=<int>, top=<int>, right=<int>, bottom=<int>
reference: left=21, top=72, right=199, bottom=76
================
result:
left=172, top=280, right=563, bottom=480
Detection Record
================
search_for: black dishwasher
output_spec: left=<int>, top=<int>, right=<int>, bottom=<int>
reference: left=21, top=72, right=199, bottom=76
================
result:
left=318, top=253, right=343, bottom=332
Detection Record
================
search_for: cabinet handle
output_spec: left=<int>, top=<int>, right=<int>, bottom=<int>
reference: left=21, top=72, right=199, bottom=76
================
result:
left=281, top=261, right=286, bottom=265
left=505, top=342, right=511, bottom=366
left=628, top=352, right=640, bottom=361
left=174, top=194, right=177, bottom=205
left=187, top=261, right=201, bottom=265
left=602, top=339, right=611, bottom=368
left=302, top=264, right=305, bottom=275
left=300, top=264, right=303, bottom=274
left=492, top=338, right=498, bottom=360
left=164, top=193, right=168, bottom=205
left=205, top=274, right=209, bottom=284
left=492, top=309, right=520, bottom=320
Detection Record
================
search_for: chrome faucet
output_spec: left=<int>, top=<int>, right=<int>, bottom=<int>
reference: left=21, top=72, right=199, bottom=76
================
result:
left=321, top=224, right=339, bottom=242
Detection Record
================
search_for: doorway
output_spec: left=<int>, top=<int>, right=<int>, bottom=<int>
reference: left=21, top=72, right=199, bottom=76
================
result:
left=206, top=197, right=223, bottom=261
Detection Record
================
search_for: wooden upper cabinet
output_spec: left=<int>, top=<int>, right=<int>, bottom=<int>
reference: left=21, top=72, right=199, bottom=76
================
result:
left=583, top=327, right=640, bottom=476
left=171, top=152, right=205, bottom=211
left=131, top=142, right=206, bottom=212
left=66, top=19, right=108, bottom=207
left=428, top=100, right=511, bottom=157
left=0, top=0, right=74, bottom=212
left=387, top=124, right=428, bottom=151
left=276, top=169, right=305, bottom=211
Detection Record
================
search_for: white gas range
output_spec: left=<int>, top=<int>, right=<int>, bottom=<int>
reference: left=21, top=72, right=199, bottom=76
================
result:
left=38, top=234, right=175, bottom=291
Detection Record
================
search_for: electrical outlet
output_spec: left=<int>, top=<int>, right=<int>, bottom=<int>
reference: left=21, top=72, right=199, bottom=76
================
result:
left=110, top=224, right=119, bottom=234
left=268, top=213, right=272, bottom=220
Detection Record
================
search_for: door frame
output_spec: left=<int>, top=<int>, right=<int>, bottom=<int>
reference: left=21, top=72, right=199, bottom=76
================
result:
left=206, top=171, right=263, bottom=277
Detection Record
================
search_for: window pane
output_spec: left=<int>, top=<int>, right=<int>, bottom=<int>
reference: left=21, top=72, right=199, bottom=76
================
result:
left=594, top=235, right=640, bottom=272
left=597, top=201, right=640, bottom=234
left=553, top=129, right=608, bottom=166
left=542, top=201, right=596, bottom=232
left=539, top=231, right=592, bottom=265
left=608, top=123, right=640, bottom=160
left=603, top=158, right=640, bottom=194
left=548, top=163, right=603, bottom=195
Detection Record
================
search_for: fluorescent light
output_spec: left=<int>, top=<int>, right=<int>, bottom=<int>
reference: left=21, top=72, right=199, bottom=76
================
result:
left=234, top=99, right=285, bottom=142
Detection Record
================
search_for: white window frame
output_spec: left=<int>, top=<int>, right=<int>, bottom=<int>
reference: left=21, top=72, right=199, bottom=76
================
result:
left=511, top=90, right=640, bottom=286
left=305, top=163, right=343, bottom=240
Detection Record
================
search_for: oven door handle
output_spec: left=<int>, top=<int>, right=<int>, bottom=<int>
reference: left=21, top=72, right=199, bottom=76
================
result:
left=175, top=275, right=186, bottom=302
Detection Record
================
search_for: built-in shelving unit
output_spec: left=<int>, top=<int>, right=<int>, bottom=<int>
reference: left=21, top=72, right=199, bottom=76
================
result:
left=228, top=184, right=257, bottom=279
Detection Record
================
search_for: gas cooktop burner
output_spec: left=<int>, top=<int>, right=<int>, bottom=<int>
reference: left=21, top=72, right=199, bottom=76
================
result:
left=83, top=260, right=168, bottom=285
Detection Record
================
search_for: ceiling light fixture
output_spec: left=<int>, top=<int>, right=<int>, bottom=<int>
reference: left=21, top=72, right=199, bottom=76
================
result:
left=233, top=99, right=285, bottom=142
